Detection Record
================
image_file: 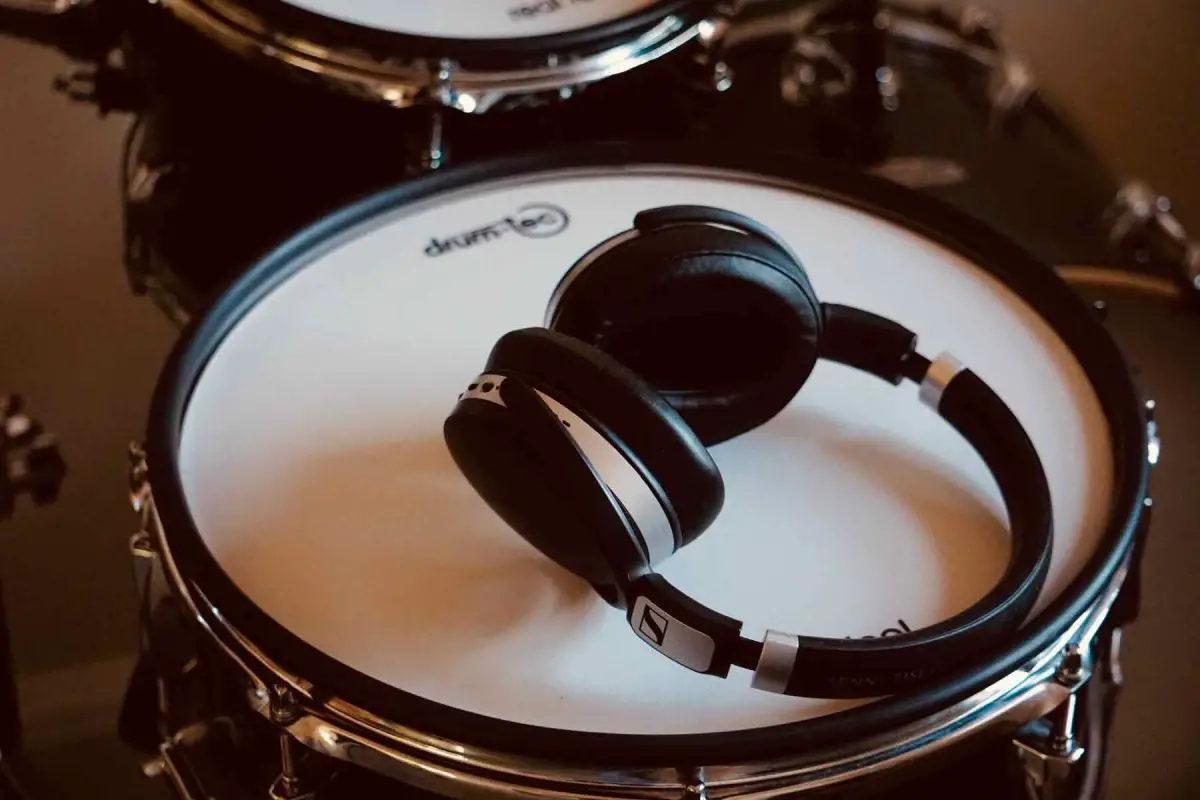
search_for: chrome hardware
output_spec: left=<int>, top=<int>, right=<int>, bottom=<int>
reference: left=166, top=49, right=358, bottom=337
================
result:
left=270, top=733, right=316, bottom=800
left=51, top=66, right=98, bottom=102
left=694, top=16, right=735, bottom=92
left=988, top=55, right=1037, bottom=123
left=1055, top=644, right=1088, bottom=687
left=162, top=2, right=705, bottom=114
left=876, top=66, right=901, bottom=112
left=142, top=723, right=211, bottom=800
left=422, top=111, right=447, bottom=172
left=1106, top=181, right=1200, bottom=289
left=683, top=780, right=709, bottom=800
left=270, top=684, right=299, bottom=726
left=130, top=530, right=156, bottom=559
left=1014, top=693, right=1086, bottom=800
left=1108, top=628, right=1124, bottom=688
left=1145, top=400, right=1161, bottom=466
left=0, top=0, right=84, bottom=14
left=127, top=163, right=172, bottom=204
left=709, top=60, right=734, bottom=93
left=868, top=156, right=969, bottom=189
left=128, top=442, right=149, bottom=513
left=919, top=353, right=965, bottom=410
left=781, top=36, right=854, bottom=107
left=958, top=5, right=999, bottom=39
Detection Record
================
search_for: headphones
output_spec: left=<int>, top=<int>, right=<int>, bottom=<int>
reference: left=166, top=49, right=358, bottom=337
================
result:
left=444, top=206, right=1053, bottom=698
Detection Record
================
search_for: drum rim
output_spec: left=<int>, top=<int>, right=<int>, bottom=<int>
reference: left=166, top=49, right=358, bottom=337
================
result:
left=144, top=142, right=1149, bottom=767
left=171, top=0, right=715, bottom=68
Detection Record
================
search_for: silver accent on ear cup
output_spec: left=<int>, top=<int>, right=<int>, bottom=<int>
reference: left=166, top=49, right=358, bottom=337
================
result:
left=544, top=229, right=642, bottom=327
left=536, top=393, right=678, bottom=568
left=751, top=630, right=800, bottom=693
left=919, top=353, right=966, bottom=410
left=459, top=373, right=508, bottom=407
left=460, top=373, right=679, bottom=566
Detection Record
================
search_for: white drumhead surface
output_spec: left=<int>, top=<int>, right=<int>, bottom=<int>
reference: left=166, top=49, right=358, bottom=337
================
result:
left=276, top=0, right=666, bottom=39
left=177, top=166, right=1113, bottom=734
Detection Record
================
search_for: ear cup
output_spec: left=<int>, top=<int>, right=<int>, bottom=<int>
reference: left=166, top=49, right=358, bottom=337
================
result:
left=487, top=328, right=724, bottom=546
left=548, top=224, right=822, bottom=445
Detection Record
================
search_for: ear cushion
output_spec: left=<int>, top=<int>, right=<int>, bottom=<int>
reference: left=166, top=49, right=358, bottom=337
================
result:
left=548, top=224, right=822, bottom=445
left=487, top=328, right=724, bottom=545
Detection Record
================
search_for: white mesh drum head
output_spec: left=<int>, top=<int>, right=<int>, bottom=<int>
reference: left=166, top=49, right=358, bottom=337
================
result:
left=176, top=165, right=1113, bottom=735
left=277, top=0, right=668, bottom=39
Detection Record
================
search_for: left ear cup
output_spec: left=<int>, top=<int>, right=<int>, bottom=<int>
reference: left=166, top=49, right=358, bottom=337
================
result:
left=548, top=224, right=822, bottom=445
left=486, top=328, right=724, bottom=547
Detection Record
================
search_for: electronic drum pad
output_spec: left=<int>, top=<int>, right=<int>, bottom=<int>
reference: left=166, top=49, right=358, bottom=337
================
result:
left=148, top=147, right=1147, bottom=778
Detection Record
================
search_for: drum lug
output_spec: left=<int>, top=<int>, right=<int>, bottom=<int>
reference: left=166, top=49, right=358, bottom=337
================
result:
left=987, top=55, right=1037, bottom=126
left=1106, top=181, right=1200, bottom=290
left=683, top=14, right=734, bottom=93
left=680, top=767, right=708, bottom=800
left=1013, top=644, right=1090, bottom=798
left=1013, top=691, right=1086, bottom=800
left=130, top=529, right=156, bottom=559
left=128, top=441, right=150, bottom=513
left=781, top=36, right=854, bottom=107
left=270, top=733, right=318, bottom=800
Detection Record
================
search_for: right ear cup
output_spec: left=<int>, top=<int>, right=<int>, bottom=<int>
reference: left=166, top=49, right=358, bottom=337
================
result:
left=548, top=221, right=822, bottom=445
left=487, top=329, right=724, bottom=547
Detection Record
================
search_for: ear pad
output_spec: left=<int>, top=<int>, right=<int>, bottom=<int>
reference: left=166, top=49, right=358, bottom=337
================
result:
left=548, top=224, right=822, bottom=445
left=487, top=328, right=724, bottom=548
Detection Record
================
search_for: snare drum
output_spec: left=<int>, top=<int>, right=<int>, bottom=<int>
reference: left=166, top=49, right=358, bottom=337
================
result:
left=127, top=145, right=1152, bottom=799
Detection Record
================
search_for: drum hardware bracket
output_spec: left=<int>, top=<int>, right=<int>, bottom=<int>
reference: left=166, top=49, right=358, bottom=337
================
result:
left=1106, top=181, right=1200, bottom=290
left=679, top=767, right=708, bottom=800
left=1012, top=643, right=1091, bottom=799
left=1107, top=628, right=1125, bottom=688
left=694, top=15, right=735, bottom=93
left=1013, top=690, right=1086, bottom=800
left=1144, top=401, right=1161, bottom=467
left=875, top=65, right=900, bottom=112
left=780, top=35, right=854, bottom=108
left=127, top=162, right=173, bottom=205
left=987, top=55, right=1037, bottom=128
left=270, top=684, right=300, bottom=725
left=128, top=441, right=149, bottom=513
left=271, top=732, right=318, bottom=800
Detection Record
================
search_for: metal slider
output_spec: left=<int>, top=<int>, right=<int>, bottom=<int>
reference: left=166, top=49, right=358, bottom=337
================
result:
left=919, top=353, right=965, bottom=410
left=458, top=374, right=507, bottom=408
left=751, top=630, right=799, bottom=693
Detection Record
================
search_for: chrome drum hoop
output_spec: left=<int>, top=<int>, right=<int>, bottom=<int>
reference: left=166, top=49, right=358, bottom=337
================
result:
left=135, top=474, right=1133, bottom=800
left=160, top=0, right=709, bottom=113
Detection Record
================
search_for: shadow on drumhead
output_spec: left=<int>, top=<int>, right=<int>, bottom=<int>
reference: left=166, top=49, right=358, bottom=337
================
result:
left=207, top=435, right=598, bottom=680
left=706, top=407, right=1011, bottom=641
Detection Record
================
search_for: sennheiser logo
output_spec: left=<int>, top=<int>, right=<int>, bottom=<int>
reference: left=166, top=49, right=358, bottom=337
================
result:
left=638, top=605, right=669, bottom=647
left=424, top=203, right=569, bottom=258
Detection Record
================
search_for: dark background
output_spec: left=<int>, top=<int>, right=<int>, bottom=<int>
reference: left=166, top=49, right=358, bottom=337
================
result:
left=0, top=1, right=1197, bottom=797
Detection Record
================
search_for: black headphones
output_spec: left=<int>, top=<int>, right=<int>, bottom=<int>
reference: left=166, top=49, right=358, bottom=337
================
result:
left=444, top=206, right=1053, bottom=698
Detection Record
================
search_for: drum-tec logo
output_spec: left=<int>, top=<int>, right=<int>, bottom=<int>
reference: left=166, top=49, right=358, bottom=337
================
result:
left=424, top=203, right=569, bottom=258
left=638, top=604, right=669, bottom=647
